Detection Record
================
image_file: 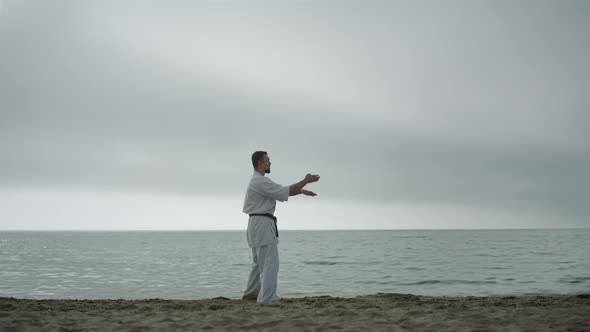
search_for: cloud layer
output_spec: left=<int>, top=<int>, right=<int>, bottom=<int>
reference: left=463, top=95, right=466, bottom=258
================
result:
left=1, top=1, right=589, bottom=228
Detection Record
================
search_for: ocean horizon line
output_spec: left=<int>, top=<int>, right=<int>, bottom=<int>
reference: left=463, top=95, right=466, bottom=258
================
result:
left=2, top=227, right=589, bottom=232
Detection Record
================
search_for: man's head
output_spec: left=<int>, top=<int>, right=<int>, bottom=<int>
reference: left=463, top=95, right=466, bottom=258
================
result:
left=251, top=151, right=271, bottom=174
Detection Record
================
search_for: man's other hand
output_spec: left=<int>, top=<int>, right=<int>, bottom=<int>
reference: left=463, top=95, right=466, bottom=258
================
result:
left=305, top=174, right=320, bottom=183
left=301, top=189, right=317, bottom=196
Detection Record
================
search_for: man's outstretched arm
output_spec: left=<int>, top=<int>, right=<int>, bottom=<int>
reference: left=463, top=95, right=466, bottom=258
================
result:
left=289, top=174, right=320, bottom=196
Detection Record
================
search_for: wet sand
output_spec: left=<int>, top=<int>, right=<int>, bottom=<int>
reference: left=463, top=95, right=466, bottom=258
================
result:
left=1, top=294, right=589, bottom=331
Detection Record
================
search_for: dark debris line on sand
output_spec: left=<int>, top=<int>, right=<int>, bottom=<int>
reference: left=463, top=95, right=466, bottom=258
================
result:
left=1, top=294, right=590, bottom=309
left=1, top=294, right=590, bottom=308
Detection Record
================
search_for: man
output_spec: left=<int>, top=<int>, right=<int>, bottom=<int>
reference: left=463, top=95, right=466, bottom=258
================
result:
left=242, top=151, right=320, bottom=304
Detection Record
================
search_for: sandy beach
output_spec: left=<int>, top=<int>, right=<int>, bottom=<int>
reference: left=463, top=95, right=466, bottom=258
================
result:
left=1, top=294, right=588, bottom=331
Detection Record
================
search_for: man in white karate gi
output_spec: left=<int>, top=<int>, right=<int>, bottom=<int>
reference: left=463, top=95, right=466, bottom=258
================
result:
left=242, top=151, right=320, bottom=304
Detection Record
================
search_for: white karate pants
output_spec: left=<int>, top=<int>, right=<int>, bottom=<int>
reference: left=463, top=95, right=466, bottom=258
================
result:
left=243, top=242, right=280, bottom=304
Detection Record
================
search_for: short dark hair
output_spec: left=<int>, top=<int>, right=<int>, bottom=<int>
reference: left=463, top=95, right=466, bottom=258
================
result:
left=251, top=151, right=267, bottom=169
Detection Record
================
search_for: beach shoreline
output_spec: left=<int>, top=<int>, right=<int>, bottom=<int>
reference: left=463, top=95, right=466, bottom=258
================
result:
left=1, top=294, right=589, bottom=331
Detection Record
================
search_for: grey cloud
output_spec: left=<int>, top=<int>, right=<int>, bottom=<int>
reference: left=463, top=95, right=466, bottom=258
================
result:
left=1, top=0, right=589, bottom=227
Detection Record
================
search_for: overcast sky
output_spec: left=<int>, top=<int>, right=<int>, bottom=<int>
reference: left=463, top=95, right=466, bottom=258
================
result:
left=1, top=0, right=588, bottom=230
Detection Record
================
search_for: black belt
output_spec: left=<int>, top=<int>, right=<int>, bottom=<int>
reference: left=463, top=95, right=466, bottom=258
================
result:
left=249, top=213, right=279, bottom=237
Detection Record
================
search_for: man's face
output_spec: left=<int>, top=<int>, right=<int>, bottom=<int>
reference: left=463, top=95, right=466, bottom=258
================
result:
left=261, top=154, right=271, bottom=173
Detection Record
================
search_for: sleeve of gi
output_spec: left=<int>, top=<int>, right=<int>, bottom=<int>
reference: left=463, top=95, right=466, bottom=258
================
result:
left=252, top=177, right=290, bottom=202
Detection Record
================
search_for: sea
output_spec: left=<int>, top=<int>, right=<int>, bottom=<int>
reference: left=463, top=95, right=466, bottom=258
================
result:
left=1, top=229, right=589, bottom=300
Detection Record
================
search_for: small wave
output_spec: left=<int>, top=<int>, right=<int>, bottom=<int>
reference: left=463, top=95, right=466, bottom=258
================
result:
left=391, top=236, right=429, bottom=239
left=353, top=280, right=395, bottom=286
left=397, top=279, right=498, bottom=286
left=403, top=267, right=426, bottom=271
left=303, top=261, right=338, bottom=265
left=303, top=261, right=384, bottom=266
left=476, top=253, right=508, bottom=258
left=558, top=276, right=590, bottom=284
left=397, top=280, right=441, bottom=285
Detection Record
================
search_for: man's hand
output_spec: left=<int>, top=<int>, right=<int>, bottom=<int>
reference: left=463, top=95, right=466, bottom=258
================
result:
left=305, top=173, right=320, bottom=184
left=301, top=189, right=317, bottom=196
left=289, top=173, right=320, bottom=196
